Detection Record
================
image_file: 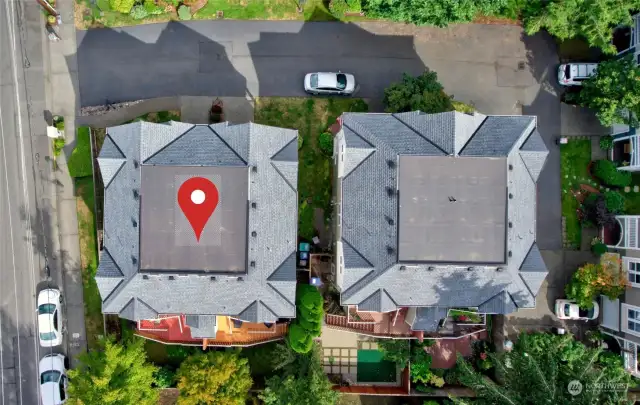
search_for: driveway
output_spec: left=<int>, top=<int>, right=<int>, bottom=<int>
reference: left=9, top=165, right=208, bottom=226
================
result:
left=75, top=20, right=596, bottom=249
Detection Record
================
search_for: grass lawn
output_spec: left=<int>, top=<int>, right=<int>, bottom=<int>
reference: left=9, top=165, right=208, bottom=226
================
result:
left=254, top=97, right=368, bottom=240
left=68, top=127, right=93, bottom=178
left=560, top=139, right=592, bottom=249
left=625, top=173, right=640, bottom=214
left=75, top=176, right=104, bottom=350
left=76, top=0, right=367, bottom=29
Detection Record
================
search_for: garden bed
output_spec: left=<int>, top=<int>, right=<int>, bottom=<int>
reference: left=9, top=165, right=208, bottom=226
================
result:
left=254, top=97, right=368, bottom=241
left=561, top=139, right=592, bottom=249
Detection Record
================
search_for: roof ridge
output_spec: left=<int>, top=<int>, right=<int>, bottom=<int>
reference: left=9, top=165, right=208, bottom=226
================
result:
left=458, top=115, right=489, bottom=155
left=210, top=123, right=248, bottom=165
left=142, top=123, right=194, bottom=163
left=392, top=112, right=450, bottom=155
left=270, top=161, right=297, bottom=193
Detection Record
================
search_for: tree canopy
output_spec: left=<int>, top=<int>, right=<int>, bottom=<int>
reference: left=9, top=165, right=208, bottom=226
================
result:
left=175, top=350, right=252, bottom=405
left=260, top=344, right=339, bottom=405
left=576, top=56, right=640, bottom=127
left=67, top=338, right=158, bottom=405
left=524, top=0, right=640, bottom=54
left=565, top=258, right=627, bottom=309
left=288, top=285, right=323, bottom=354
left=383, top=70, right=454, bottom=114
left=454, top=332, right=634, bottom=405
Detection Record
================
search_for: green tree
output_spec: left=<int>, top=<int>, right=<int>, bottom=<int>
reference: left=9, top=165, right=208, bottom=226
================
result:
left=67, top=338, right=158, bottom=405
left=566, top=260, right=628, bottom=309
left=576, top=56, right=640, bottom=126
left=377, top=339, right=410, bottom=367
left=363, top=0, right=507, bottom=27
left=288, top=285, right=323, bottom=354
left=260, top=345, right=339, bottom=405
left=176, top=350, right=252, bottom=405
left=383, top=70, right=454, bottom=113
left=453, top=332, right=634, bottom=405
left=524, top=0, right=640, bottom=54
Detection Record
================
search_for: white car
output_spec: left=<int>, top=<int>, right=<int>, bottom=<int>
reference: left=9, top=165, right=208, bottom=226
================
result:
left=304, top=72, right=356, bottom=95
left=37, top=288, right=63, bottom=347
left=555, top=299, right=599, bottom=321
left=39, top=354, right=68, bottom=405
left=557, top=63, right=598, bottom=86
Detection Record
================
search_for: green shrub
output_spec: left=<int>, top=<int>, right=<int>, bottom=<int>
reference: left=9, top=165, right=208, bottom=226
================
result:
left=410, top=349, right=433, bottom=384
left=452, top=100, right=475, bottom=114
left=52, top=137, right=66, bottom=157
left=592, top=242, right=607, bottom=256
left=287, top=324, right=313, bottom=354
left=377, top=339, right=410, bottom=367
left=318, top=132, right=333, bottom=156
left=604, top=190, right=625, bottom=214
left=166, top=345, right=196, bottom=362
left=423, top=400, right=439, bottom=405
left=415, top=384, right=435, bottom=393
left=96, top=0, right=111, bottom=11
left=363, top=0, right=507, bottom=26
left=130, top=5, right=148, bottom=20
left=178, top=5, right=192, bottom=20
left=600, top=136, right=614, bottom=151
left=383, top=70, right=453, bottom=114
left=298, top=135, right=304, bottom=150
left=55, top=121, right=65, bottom=131
left=154, top=366, right=175, bottom=388
left=67, top=127, right=93, bottom=178
left=592, top=159, right=632, bottom=187
left=144, top=0, right=164, bottom=14
left=111, top=0, right=134, bottom=13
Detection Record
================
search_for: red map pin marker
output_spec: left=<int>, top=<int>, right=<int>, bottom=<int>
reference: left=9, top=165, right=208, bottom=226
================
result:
left=177, top=177, right=219, bottom=242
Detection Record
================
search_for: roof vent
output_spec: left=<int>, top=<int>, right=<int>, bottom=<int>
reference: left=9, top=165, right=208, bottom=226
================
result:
left=252, top=166, right=258, bottom=173
left=496, top=267, right=504, bottom=272
left=428, top=266, right=435, bottom=271
left=168, top=275, right=175, bottom=280
left=238, top=277, right=244, bottom=281
left=142, top=274, right=149, bottom=280
left=508, top=222, right=513, bottom=228
left=133, top=160, right=139, bottom=168
left=250, top=261, right=256, bottom=267
left=509, top=193, right=513, bottom=199
left=385, top=187, right=395, bottom=197
left=508, top=250, right=512, bottom=257
left=251, top=231, right=257, bottom=237
left=132, top=218, right=137, bottom=228
left=387, top=159, right=396, bottom=168
left=385, top=215, right=395, bottom=226
left=133, top=189, right=139, bottom=199
left=467, top=266, right=474, bottom=271
left=251, top=202, right=257, bottom=209
left=131, top=256, right=137, bottom=265
left=508, top=164, right=513, bottom=171
left=210, top=276, right=216, bottom=281
left=399, top=265, right=406, bottom=270
left=386, top=246, right=395, bottom=255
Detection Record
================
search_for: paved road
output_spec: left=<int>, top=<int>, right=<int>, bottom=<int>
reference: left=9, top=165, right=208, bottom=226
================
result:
left=77, top=21, right=568, bottom=248
left=1, top=1, right=62, bottom=404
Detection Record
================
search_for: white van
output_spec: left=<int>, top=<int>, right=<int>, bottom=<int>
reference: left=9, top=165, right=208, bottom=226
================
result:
left=557, top=63, right=598, bottom=86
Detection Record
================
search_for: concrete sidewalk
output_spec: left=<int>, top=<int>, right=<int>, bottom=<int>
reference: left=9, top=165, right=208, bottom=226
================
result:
left=45, top=0, right=87, bottom=366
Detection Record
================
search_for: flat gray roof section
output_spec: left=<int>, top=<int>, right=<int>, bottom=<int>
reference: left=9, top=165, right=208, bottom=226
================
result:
left=398, top=156, right=507, bottom=264
left=139, top=165, right=248, bottom=273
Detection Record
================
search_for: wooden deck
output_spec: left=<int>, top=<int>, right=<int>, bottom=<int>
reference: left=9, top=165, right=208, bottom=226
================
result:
left=326, top=310, right=414, bottom=338
left=136, top=315, right=287, bottom=347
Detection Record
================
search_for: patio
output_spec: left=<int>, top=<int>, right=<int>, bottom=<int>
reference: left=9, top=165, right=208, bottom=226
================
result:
left=425, top=330, right=488, bottom=369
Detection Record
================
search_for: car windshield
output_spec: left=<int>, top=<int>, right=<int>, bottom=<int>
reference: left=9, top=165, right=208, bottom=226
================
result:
left=564, top=65, right=571, bottom=79
left=563, top=304, right=572, bottom=317
left=41, top=370, right=61, bottom=384
left=579, top=307, right=594, bottom=318
left=38, top=304, right=56, bottom=315
left=310, top=74, right=318, bottom=89
left=337, top=73, right=347, bottom=90
left=40, top=331, right=57, bottom=341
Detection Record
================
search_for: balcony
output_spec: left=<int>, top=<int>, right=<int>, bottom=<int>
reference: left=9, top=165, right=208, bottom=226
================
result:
left=325, top=307, right=414, bottom=338
left=136, top=314, right=287, bottom=347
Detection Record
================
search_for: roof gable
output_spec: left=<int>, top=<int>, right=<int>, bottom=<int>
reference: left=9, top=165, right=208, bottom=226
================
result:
left=97, top=158, right=125, bottom=188
left=100, top=135, right=125, bottom=159
left=520, top=130, right=547, bottom=152
left=478, top=291, right=517, bottom=314
left=461, top=116, right=535, bottom=156
left=519, top=243, right=546, bottom=272
left=267, top=252, right=296, bottom=282
left=213, top=122, right=250, bottom=163
left=393, top=111, right=455, bottom=154
left=520, top=151, right=548, bottom=182
left=145, top=125, right=245, bottom=166
left=140, top=122, right=192, bottom=162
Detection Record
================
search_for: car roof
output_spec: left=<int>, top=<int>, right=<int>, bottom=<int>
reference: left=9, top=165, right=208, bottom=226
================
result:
left=40, top=381, right=61, bottom=405
left=38, top=313, right=55, bottom=334
left=38, top=289, right=59, bottom=306
left=316, top=72, right=338, bottom=89
left=569, top=63, right=597, bottom=78
left=39, top=354, right=65, bottom=373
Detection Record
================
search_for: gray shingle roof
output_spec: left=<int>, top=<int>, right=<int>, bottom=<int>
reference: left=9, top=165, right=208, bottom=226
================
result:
left=460, top=116, right=535, bottom=156
left=186, top=315, right=218, bottom=338
left=478, top=291, right=517, bottom=314
left=97, top=158, right=125, bottom=188
left=338, top=111, right=546, bottom=316
left=100, top=136, right=125, bottom=159
left=357, top=289, right=399, bottom=313
left=412, top=307, right=448, bottom=332
left=96, top=122, right=298, bottom=323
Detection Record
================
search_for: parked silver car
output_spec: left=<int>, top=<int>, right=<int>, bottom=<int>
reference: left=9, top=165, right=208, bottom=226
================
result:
left=304, top=72, right=356, bottom=95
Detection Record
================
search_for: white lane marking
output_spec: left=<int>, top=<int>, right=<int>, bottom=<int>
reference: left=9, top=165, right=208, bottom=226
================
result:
left=3, top=0, right=38, bottom=403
